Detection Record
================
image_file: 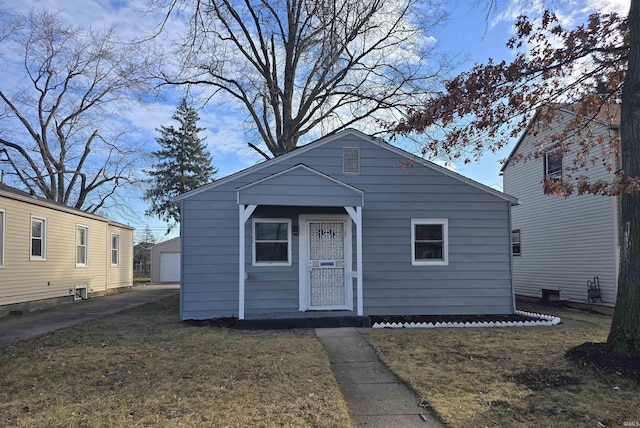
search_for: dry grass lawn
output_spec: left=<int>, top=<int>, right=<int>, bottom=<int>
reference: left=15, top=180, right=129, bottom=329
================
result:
left=0, top=295, right=351, bottom=427
left=363, top=304, right=640, bottom=428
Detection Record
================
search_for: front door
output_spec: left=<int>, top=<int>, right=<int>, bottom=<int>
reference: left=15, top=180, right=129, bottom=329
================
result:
left=300, top=216, right=352, bottom=310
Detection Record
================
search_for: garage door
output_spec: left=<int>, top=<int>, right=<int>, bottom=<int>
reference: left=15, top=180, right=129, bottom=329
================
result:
left=160, top=252, right=181, bottom=282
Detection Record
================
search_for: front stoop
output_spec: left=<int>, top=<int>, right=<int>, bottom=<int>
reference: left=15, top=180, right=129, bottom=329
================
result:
left=236, top=315, right=371, bottom=329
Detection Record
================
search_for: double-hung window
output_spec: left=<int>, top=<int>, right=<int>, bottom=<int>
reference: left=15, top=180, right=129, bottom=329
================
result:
left=77, top=225, right=89, bottom=266
left=253, top=219, right=291, bottom=266
left=111, top=233, right=120, bottom=266
left=30, top=216, right=46, bottom=260
left=411, top=219, right=448, bottom=266
left=512, top=230, right=521, bottom=256
left=544, top=148, right=563, bottom=194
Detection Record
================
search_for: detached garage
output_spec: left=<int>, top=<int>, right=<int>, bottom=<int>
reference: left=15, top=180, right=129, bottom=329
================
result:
left=151, top=237, right=181, bottom=283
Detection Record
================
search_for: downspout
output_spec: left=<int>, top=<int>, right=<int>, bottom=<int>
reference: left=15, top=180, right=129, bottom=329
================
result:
left=508, top=201, right=516, bottom=313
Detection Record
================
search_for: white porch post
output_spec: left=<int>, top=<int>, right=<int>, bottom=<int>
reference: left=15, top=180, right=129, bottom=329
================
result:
left=345, top=206, right=363, bottom=316
left=238, top=204, right=257, bottom=319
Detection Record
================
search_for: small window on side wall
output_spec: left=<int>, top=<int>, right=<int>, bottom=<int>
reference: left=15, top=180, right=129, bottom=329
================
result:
left=253, top=219, right=291, bottom=266
left=412, top=219, right=448, bottom=266
left=543, top=149, right=563, bottom=193
left=512, top=230, right=521, bottom=256
left=30, top=216, right=46, bottom=261
left=111, top=233, right=120, bottom=266
left=77, top=225, right=89, bottom=266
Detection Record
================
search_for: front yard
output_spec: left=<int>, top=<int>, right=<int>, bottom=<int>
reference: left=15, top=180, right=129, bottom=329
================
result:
left=2, top=295, right=639, bottom=428
left=0, top=295, right=351, bottom=427
left=363, top=305, right=640, bottom=427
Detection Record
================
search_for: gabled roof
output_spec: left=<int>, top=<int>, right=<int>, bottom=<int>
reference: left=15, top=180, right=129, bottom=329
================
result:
left=0, top=182, right=134, bottom=229
left=175, top=128, right=517, bottom=205
left=500, top=103, right=621, bottom=172
left=152, top=236, right=181, bottom=249
left=237, top=164, right=364, bottom=207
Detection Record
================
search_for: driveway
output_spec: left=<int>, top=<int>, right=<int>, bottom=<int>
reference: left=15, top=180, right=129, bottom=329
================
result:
left=0, top=284, right=179, bottom=346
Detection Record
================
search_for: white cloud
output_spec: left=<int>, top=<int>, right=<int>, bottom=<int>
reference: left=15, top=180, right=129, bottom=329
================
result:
left=492, top=0, right=630, bottom=28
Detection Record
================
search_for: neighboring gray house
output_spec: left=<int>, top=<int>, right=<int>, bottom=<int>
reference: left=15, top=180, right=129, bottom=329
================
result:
left=175, top=129, right=518, bottom=321
left=502, top=105, right=620, bottom=308
left=151, top=237, right=181, bottom=283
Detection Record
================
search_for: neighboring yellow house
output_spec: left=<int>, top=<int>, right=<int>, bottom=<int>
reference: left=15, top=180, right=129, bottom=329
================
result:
left=0, top=183, right=133, bottom=315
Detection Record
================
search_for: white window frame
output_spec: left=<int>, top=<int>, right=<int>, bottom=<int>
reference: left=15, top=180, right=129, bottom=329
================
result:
left=512, top=229, right=521, bottom=257
left=0, top=209, right=5, bottom=268
left=30, top=215, right=47, bottom=261
left=111, top=233, right=120, bottom=266
left=544, top=150, right=563, bottom=181
left=411, top=219, right=449, bottom=266
left=252, top=218, right=292, bottom=266
left=76, top=224, right=89, bottom=267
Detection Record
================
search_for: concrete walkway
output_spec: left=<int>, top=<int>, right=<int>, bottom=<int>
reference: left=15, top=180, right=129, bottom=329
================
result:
left=0, top=284, right=179, bottom=347
left=316, top=327, right=443, bottom=428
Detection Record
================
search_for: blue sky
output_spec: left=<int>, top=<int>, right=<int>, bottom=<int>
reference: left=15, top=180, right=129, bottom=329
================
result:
left=0, top=0, right=630, bottom=241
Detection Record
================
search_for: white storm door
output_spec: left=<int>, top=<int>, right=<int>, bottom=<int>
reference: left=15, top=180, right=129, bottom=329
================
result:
left=307, top=220, right=350, bottom=310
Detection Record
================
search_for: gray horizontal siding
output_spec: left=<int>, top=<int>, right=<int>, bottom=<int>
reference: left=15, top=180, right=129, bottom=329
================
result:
left=503, top=112, right=618, bottom=305
left=238, top=166, right=362, bottom=206
left=180, top=132, right=514, bottom=319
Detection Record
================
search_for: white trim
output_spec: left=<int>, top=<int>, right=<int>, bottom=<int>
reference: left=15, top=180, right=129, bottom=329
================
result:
left=252, top=218, right=292, bottom=266
left=174, top=128, right=516, bottom=205
left=76, top=224, right=89, bottom=267
left=299, top=214, right=352, bottom=311
left=411, top=219, right=449, bottom=266
left=345, top=207, right=363, bottom=316
left=239, top=204, right=257, bottom=320
left=30, top=215, right=47, bottom=261
left=0, top=209, right=4, bottom=268
left=110, top=233, right=120, bottom=266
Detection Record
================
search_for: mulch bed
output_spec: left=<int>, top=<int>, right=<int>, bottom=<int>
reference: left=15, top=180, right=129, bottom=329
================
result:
left=566, top=342, right=640, bottom=382
left=508, top=368, right=581, bottom=390
left=370, top=313, right=537, bottom=325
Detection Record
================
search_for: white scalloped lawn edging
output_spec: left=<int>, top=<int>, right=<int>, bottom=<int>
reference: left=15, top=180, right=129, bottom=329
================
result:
left=371, top=310, right=561, bottom=329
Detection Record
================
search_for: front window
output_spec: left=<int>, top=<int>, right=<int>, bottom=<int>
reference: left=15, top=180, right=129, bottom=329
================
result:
left=412, top=219, right=448, bottom=266
left=30, top=216, right=46, bottom=260
left=111, top=233, right=120, bottom=266
left=77, top=225, right=89, bottom=266
left=512, top=230, right=521, bottom=256
left=253, top=219, right=291, bottom=265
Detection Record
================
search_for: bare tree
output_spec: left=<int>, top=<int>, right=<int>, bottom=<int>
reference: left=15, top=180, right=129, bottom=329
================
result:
left=0, top=10, right=154, bottom=213
left=152, top=0, right=448, bottom=158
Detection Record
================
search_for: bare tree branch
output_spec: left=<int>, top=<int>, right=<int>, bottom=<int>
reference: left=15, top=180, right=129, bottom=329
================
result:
left=153, top=0, right=447, bottom=156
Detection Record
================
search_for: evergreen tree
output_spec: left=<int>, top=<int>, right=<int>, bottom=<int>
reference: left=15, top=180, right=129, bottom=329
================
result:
left=144, top=98, right=217, bottom=233
left=137, top=225, right=157, bottom=246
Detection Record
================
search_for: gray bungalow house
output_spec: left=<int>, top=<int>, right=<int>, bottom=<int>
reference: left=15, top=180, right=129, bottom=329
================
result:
left=175, top=129, right=518, bottom=321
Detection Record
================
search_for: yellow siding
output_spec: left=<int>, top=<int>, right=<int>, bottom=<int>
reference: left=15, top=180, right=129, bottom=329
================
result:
left=107, top=225, right=134, bottom=290
left=0, top=195, right=134, bottom=306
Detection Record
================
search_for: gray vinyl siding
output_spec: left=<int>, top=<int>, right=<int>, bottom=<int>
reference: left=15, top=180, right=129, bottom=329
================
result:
left=180, top=132, right=514, bottom=320
left=503, top=113, right=618, bottom=305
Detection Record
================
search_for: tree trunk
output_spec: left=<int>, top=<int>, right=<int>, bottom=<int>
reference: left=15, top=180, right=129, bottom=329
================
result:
left=606, top=0, right=640, bottom=354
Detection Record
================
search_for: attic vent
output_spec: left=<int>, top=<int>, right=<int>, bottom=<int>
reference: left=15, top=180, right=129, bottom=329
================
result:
left=343, top=148, right=360, bottom=174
